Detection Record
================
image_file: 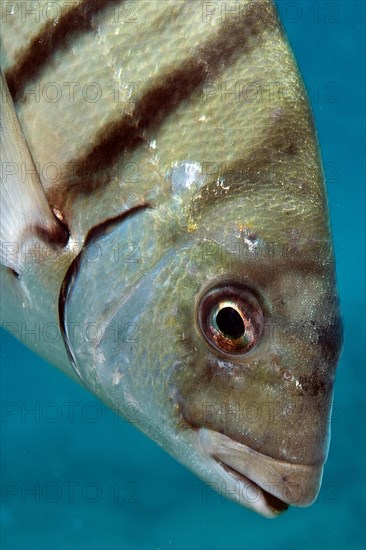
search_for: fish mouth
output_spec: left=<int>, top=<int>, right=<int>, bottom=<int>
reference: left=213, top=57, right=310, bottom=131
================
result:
left=198, top=428, right=323, bottom=518
left=217, top=461, right=289, bottom=516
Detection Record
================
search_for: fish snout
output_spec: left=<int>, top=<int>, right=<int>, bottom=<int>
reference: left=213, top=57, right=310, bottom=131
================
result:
left=198, top=428, right=323, bottom=516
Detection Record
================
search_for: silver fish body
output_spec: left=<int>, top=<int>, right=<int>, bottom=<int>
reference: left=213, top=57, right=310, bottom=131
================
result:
left=0, top=0, right=342, bottom=517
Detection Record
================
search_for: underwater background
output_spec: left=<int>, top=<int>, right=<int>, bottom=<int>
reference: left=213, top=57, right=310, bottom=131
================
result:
left=1, top=1, right=365, bottom=549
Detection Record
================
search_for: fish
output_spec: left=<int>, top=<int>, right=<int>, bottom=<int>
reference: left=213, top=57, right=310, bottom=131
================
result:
left=0, top=0, right=343, bottom=517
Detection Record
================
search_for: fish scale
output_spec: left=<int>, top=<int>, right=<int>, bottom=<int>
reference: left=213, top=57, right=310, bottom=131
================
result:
left=0, top=0, right=342, bottom=517
left=2, top=0, right=309, bottom=239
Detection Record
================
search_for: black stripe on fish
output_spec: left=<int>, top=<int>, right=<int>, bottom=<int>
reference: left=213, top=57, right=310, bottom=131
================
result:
left=7, top=267, right=20, bottom=280
left=58, top=202, right=152, bottom=382
left=34, top=211, right=70, bottom=249
left=82, top=202, right=152, bottom=247
left=4, top=215, right=69, bottom=281
left=5, top=0, right=127, bottom=102
left=188, top=106, right=311, bottom=217
left=54, top=1, right=275, bottom=198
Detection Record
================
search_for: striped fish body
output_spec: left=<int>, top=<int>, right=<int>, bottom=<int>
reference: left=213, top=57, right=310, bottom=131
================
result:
left=0, top=0, right=342, bottom=517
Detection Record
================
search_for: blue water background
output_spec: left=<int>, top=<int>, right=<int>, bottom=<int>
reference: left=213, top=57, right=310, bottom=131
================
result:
left=1, top=1, right=365, bottom=548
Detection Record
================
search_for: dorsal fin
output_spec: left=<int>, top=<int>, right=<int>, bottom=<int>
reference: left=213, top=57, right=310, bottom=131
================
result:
left=0, top=70, right=68, bottom=273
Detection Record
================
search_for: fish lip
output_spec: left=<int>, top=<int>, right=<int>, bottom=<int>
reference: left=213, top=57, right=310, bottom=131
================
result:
left=216, top=460, right=289, bottom=516
left=198, top=428, right=323, bottom=517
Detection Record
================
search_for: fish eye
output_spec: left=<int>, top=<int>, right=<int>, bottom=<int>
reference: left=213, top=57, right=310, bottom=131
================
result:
left=197, top=285, right=264, bottom=355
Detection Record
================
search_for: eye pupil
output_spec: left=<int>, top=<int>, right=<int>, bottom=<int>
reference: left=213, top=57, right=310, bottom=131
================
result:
left=216, top=307, right=245, bottom=339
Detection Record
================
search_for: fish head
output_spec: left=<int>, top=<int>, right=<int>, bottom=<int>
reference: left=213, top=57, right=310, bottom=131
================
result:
left=61, top=163, right=343, bottom=518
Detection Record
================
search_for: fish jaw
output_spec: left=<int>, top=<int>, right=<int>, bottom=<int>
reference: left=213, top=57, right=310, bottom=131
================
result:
left=197, top=428, right=323, bottom=517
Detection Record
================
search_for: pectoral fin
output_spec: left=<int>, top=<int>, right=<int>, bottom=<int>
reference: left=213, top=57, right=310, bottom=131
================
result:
left=0, top=70, right=68, bottom=273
